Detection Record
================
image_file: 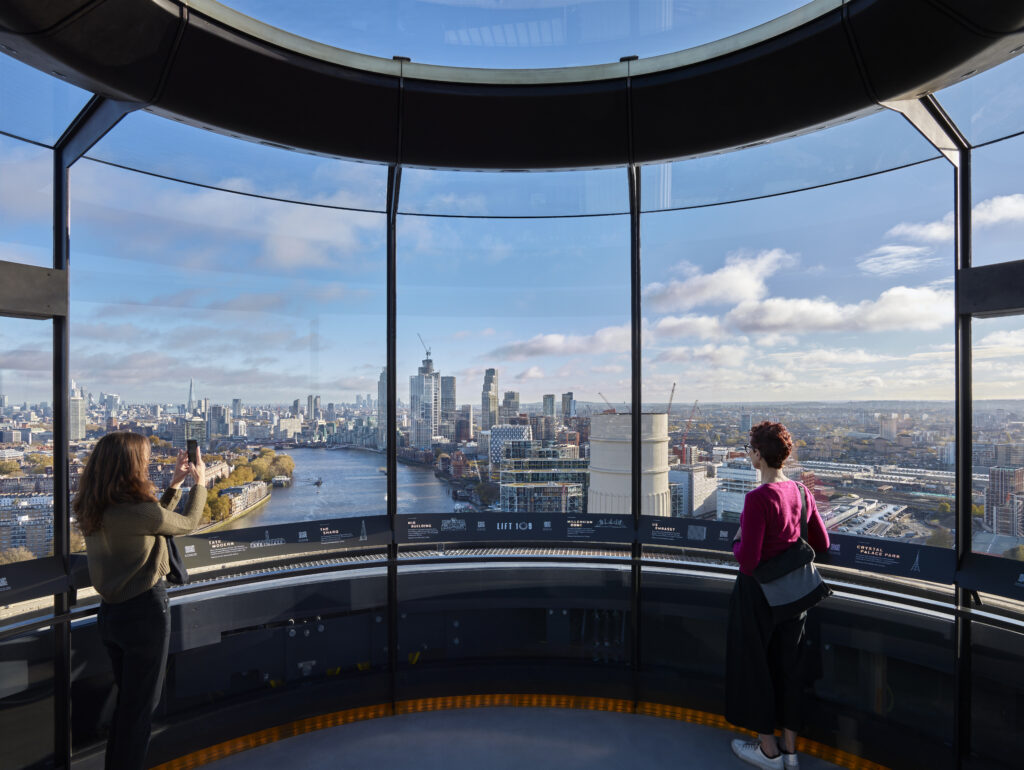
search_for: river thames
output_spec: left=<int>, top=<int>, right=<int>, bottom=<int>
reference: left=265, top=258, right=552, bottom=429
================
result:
left=220, top=447, right=456, bottom=531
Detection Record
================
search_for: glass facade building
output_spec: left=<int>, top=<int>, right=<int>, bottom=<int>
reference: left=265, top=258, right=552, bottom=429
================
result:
left=1, top=1, right=1023, bottom=767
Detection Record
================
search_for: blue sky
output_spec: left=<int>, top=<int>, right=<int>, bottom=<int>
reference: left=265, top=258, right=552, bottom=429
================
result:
left=1, top=19, right=1023, bottom=409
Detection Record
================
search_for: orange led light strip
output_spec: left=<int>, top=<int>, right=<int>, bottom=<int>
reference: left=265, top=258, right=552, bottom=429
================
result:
left=152, top=695, right=890, bottom=770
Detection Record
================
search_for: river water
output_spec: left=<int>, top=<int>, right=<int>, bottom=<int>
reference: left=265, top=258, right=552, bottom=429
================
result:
left=220, top=447, right=456, bottom=530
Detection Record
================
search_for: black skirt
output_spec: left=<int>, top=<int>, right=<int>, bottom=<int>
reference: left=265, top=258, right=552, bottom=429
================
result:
left=725, top=572, right=808, bottom=734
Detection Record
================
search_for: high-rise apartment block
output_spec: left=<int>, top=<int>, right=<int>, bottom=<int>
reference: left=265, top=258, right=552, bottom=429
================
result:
left=879, top=414, right=898, bottom=442
left=543, top=394, right=555, bottom=420
left=409, top=355, right=440, bottom=450
left=377, top=368, right=388, bottom=450
left=481, top=369, right=498, bottom=432
left=231, top=398, right=242, bottom=419
left=488, top=424, right=533, bottom=468
left=69, top=396, right=86, bottom=441
left=986, top=466, right=1024, bottom=536
left=561, top=392, right=575, bottom=424
left=669, top=463, right=718, bottom=518
left=499, top=390, right=520, bottom=422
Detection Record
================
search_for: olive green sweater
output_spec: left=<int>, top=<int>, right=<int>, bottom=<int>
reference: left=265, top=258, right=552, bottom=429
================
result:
left=85, top=485, right=207, bottom=604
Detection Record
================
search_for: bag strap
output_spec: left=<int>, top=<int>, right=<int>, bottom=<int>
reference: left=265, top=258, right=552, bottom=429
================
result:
left=796, top=481, right=808, bottom=540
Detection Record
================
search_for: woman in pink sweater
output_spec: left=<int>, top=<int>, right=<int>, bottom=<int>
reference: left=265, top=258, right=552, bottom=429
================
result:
left=726, top=422, right=829, bottom=770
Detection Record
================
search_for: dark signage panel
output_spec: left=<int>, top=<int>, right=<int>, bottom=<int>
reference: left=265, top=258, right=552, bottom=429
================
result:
left=818, top=534, right=955, bottom=584
left=0, top=555, right=68, bottom=605
left=397, top=513, right=633, bottom=545
left=958, top=552, right=1024, bottom=599
left=641, top=516, right=740, bottom=550
left=176, top=515, right=390, bottom=569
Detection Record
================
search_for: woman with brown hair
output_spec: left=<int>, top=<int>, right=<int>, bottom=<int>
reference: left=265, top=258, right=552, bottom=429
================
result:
left=74, top=431, right=207, bottom=770
left=726, top=421, right=830, bottom=770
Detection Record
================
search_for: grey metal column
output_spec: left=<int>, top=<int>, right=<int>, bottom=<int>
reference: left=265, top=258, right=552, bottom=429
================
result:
left=52, top=95, right=137, bottom=768
left=883, top=93, right=971, bottom=769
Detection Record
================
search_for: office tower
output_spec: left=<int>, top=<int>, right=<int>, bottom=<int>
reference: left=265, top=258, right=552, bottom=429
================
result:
left=292, top=398, right=301, bottom=418
left=232, top=398, right=242, bottom=419
left=377, top=368, right=387, bottom=449
left=717, top=459, right=760, bottom=522
left=307, top=394, right=314, bottom=419
left=499, top=390, right=520, bottom=422
left=986, top=467, right=1024, bottom=535
left=587, top=413, right=670, bottom=516
left=669, top=464, right=718, bottom=518
left=409, top=354, right=440, bottom=450
left=313, top=395, right=322, bottom=419
left=441, top=376, right=457, bottom=421
left=561, top=392, right=575, bottom=424
left=366, top=393, right=372, bottom=409
left=0, top=394, right=8, bottom=410
left=529, top=414, right=554, bottom=442
left=172, top=417, right=208, bottom=450
left=481, top=368, right=498, bottom=431
left=994, top=444, right=1024, bottom=468
left=740, top=413, right=752, bottom=434
left=879, top=414, right=898, bottom=441
left=69, top=396, right=86, bottom=441
left=543, top=394, right=555, bottom=420
left=208, top=404, right=231, bottom=437
left=187, top=378, right=194, bottom=413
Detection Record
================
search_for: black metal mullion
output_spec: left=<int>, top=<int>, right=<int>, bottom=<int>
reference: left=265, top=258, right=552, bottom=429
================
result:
left=51, top=94, right=137, bottom=769
left=628, top=163, right=642, bottom=685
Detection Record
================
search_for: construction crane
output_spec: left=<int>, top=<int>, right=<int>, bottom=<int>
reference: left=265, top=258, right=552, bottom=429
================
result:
left=417, top=333, right=430, bottom=358
left=666, top=382, right=676, bottom=415
left=678, top=399, right=700, bottom=463
left=597, top=392, right=615, bottom=413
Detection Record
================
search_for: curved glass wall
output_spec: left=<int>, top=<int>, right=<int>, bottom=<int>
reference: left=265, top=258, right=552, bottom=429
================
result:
left=0, top=135, right=52, bottom=269
left=396, top=168, right=632, bottom=527
left=0, top=54, right=90, bottom=147
left=220, top=0, right=812, bottom=69
left=969, top=134, right=1024, bottom=268
left=937, top=51, right=1024, bottom=147
left=67, top=142, right=389, bottom=576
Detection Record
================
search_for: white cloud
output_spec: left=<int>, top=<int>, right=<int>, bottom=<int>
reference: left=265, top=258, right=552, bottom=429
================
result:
left=591, top=364, right=625, bottom=374
left=653, top=314, right=724, bottom=340
left=654, top=343, right=751, bottom=368
left=885, top=193, right=1024, bottom=243
left=772, top=348, right=896, bottom=365
left=487, top=323, right=631, bottom=360
left=642, top=249, right=796, bottom=312
left=726, top=285, right=952, bottom=334
left=515, top=366, right=545, bottom=380
left=857, top=244, right=938, bottom=276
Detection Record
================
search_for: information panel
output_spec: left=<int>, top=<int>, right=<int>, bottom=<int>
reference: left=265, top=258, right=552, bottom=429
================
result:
left=640, top=516, right=740, bottom=550
left=397, top=513, right=633, bottom=545
left=175, top=515, right=390, bottom=569
left=957, top=552, right=1024, bottom=599
left=817, top=534, right=955, bottom=583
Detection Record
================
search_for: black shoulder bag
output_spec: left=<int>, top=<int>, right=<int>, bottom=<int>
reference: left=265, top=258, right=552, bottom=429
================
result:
left=165, top=536, right=189, bottom=585
left=751, top=482, right=831, bottom=621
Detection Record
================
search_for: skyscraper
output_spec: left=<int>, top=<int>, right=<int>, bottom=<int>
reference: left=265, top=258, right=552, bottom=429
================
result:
left=986, top=467, right=1024, bottom=536
left=409, top=354, right=440, bottom=450
left=441, top=376, right=456, bottom=423
left=481, top=368, right=498, bottom=432
left=187, top=378, right=195, bottom=414
left=543, top=394, right=555, bottom=420
left=313, top=395, right=322, bottom=419
left=307, top=394, right=314, bottom=419
left=499, top=390, right=520, bottom=422
left=231, top=398, right=242, bottom=419
left=69, top=396, right=86, bottom=441
left=292, top=398, right=301, bottom=418
left=561, top=392, right=575, bottom=424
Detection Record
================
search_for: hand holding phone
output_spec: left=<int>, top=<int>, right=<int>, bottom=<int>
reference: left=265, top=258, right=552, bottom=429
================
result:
left=186, top=439, right=198, bottom=464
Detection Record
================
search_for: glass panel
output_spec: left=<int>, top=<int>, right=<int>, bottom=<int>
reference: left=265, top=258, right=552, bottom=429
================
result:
left=0, top=627, right=55, bottom=768
left=0, top=53, right=91, bottom=145
left=399, top=167, right=628, bottom=217
left=641, top=159, right=957, bottom=554
left=936, top=51, right=1024, bottom=146
left=641, top=108, right=939, bottom=211
left=221, top=0, right=810, bottom=69
left=69, top=159, right=387, bottom=547
left=88, top=110, right=388, bottom=212
left=0, top=316, right=54, bottom=567
left=396, top=202, right=631, bottom=523
left=0, top=134, right=52, bottom=268
left=972, top=315, right=1024, bottom=561
left=970, top=134, right=1024, bottom=268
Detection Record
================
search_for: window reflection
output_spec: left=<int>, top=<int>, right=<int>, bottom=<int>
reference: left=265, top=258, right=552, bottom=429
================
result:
left=936, top=52, right=1024, bottom=146
left=0, top=53, right=90, bottom=146
left=0, top=135, right=52, bottom=268
left=969, top=134, right=1024, bottom=268
left=641, top=160, right=955, bottom=543
left=972, top=316, right=1024, bottom=561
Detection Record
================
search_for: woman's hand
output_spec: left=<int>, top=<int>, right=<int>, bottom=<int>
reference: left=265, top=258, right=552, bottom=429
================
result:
left=170, top=450, right=190, bottom=488
left=189, top=446, right=207, bottom=488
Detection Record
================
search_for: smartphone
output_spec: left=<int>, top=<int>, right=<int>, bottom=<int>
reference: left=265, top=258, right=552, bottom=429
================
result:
left=186, top=439, right=198, bottom=464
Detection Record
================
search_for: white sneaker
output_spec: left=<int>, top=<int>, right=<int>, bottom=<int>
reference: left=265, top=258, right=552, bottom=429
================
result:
left=731, top=738, right=783, bottom=770
left=781, top=751, right=799, bottom=769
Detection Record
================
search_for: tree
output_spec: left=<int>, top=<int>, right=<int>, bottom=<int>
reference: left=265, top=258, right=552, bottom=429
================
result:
left=0, top=546, right=37, bottom=565
left=0, top=460, right=22, bottom=476
left=1003, top=545, right=1024, bottom=561
left=971, top=504, right=984, bottom=518
left=926, top=527, right=953, bottom=548
left=937, top=502, right=951, bottom=514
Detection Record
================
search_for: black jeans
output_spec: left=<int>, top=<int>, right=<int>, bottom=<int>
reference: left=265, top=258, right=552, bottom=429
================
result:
left=725, top=572, right=808, bottom=735
left=97, top=581, right=171, bottom=770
